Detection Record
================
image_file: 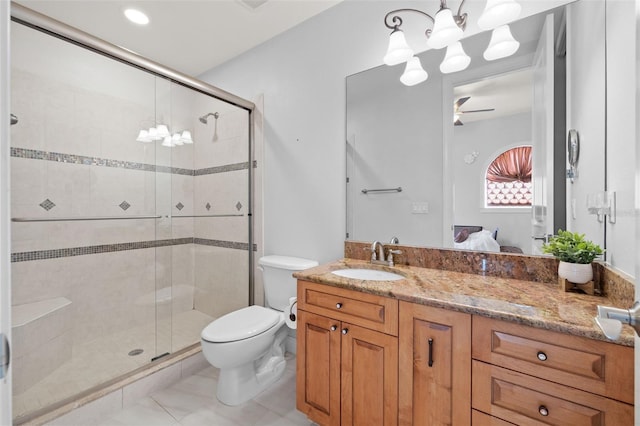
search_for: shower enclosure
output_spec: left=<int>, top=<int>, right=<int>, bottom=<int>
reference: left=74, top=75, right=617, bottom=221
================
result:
left=9, top=6, right=254, bottom=422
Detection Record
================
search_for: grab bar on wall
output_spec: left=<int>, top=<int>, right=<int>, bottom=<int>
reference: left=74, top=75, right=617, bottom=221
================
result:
left=12, top=215, right=162, bottom=222
left=361, top=187, right=402, bottom=194
left=171, top=214, right=245, bottom=218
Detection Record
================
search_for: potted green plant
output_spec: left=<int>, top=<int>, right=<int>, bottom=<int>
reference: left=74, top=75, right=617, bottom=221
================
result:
left=542, top=230, right=604, bottom=284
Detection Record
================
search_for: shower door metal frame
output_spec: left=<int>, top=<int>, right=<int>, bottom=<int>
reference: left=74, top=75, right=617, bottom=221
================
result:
left=9, top=2, right=257, bottom=307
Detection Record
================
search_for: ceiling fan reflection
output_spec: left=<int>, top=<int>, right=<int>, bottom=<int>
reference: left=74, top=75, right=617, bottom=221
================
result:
left=454, top=96, right=495, bottom=126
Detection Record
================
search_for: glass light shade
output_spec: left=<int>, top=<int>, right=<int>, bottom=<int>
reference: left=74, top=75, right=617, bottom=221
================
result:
left=400, top=57, right=428, bottom=86
left=180, top=130, right=193, bottom=144
left=148, top=127, right=162, bottom=141
left=439, top=42, right=471, bottom=73
left=483, top=25, right=520, bottom=61
left=136, top=129, right=153, bottom=143
left=161, top=136, right=175, bottom=147
left=477, top=0, right=521, bottom=30
left=427, top=8, right=463, bottom=49
left=383, top=30, right=414, bottom=66
left=172, top=133, right=184, bottom=146
left=156, top=124, right=170, bottom=138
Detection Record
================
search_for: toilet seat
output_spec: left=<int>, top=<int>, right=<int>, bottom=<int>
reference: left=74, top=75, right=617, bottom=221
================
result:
left=201, top=305, right=281, bottom=343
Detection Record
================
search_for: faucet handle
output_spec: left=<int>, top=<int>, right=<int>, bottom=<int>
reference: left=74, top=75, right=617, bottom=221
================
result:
left=387, top=249, right=403, bottom=266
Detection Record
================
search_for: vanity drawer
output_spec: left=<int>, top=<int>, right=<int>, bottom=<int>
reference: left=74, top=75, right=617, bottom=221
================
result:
left=472, top=360, right=633, bottom=425
left=297, top=280, right=398, bottom=336
left=472, top=316, right=633, bottom=404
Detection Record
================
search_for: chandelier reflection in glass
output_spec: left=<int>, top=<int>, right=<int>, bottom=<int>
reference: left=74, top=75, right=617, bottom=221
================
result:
left=383, top=0, right=521, bottom=86
left=136, top=122, right=194, bottom=147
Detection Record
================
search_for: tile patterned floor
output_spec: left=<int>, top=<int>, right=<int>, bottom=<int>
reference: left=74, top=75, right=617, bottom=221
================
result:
left=97, top=355, right=314, bottom=426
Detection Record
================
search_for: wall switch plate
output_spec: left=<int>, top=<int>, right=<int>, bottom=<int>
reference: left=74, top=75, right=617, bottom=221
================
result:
left=412, top=202, right=429, bottom=214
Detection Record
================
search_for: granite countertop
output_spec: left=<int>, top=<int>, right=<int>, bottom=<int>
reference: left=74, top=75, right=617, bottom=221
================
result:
left=293, top=258, right=635, bottom=347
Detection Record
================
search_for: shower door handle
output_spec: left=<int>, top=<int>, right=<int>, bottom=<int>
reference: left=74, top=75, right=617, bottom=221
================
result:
left=0, top=333, right=9, bottom=380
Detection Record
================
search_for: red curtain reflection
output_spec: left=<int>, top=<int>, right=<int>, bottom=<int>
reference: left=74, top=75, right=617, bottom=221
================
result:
left=486, top=146, right=532, bottom=183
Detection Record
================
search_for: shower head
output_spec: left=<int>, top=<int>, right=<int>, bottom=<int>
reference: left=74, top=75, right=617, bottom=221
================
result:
left=199, top=112, right=219, bottom=124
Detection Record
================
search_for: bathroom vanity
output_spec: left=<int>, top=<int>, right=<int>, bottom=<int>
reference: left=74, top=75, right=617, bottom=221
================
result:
left=293, top=257, right=634, bottom=426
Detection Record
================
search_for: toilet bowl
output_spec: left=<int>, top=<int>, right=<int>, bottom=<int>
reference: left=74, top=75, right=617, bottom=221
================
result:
left=200, top=255, right=318, bottom=406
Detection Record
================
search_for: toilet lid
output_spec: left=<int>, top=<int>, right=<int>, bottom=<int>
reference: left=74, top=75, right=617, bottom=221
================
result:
left=201, top=305, right=281, bottom=343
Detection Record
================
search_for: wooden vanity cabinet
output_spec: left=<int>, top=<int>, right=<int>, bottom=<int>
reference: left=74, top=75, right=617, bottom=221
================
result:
left=296, top=281, right=399, bottom=426
left=398, top=301, right=472, bottom=426
left=295, top=280, right=635, bottom=426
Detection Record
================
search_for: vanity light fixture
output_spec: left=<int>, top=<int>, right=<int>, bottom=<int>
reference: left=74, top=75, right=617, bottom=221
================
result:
left=383, top=0, right=521, bottom=85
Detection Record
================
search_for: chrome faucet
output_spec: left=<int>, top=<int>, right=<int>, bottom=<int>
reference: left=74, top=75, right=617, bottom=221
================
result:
left=368, top=241, right=402, bottom=267
left=371, top=241, right=385, bottom=262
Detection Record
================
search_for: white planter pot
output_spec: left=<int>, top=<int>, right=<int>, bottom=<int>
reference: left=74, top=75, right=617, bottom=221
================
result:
left=558, top=261, right=593, bottom=284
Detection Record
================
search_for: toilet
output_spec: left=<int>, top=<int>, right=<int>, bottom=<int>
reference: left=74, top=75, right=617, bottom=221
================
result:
left=200, top=255, right=318, bottom=406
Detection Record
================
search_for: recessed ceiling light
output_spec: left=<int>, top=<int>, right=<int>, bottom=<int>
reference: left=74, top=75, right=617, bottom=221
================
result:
left=124, top=8, right=149, bottom=25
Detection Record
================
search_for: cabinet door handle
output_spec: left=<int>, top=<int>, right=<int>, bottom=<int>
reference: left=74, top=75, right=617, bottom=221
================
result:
left=537, top=351, right=548, bottom=361
left=336, top=302, right=343, bottom=309
left=330, top=325, right=337, bottom=331
left=428, top=338, right=434, bottom=367
left=538, top=406, right=549, bottom=416
left=342, top=328, right=349, bottom=335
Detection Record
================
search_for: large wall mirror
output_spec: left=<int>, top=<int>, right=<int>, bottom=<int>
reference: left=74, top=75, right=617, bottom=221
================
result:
left=346, top=0, right=611, bottom=258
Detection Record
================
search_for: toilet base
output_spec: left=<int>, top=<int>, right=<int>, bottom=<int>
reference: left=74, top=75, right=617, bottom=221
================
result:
left=216, top=327, right=288, bottom=406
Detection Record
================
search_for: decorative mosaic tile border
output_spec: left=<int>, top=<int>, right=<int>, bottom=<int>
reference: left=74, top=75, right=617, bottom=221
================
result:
left=194, top=162, right=251, bottom=176
left=11, top=148, right=256, bottom=177
left=11, top=237, right=256, bottom=263
left=193, top=238, right=257, bottom=252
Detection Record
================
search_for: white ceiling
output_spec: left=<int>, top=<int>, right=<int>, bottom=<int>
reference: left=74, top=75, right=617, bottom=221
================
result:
left=454, top=68, right=533, bottom=125
left=14, top=0, right=343, bottom=76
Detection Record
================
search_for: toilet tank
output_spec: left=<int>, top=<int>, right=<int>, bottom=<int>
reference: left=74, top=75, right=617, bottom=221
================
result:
left=258, top=255, right=318, bottom=311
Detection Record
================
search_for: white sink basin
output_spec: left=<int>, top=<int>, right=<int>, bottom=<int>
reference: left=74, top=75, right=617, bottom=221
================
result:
left=331, top=268, right=404, bottom=281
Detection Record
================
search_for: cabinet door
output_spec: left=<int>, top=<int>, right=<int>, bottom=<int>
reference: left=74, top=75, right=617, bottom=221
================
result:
left=399, top=301, right=471, bottom=426
left=341, top=322, right=398, bottom=426
left=296, top=310, right=341, bottom=426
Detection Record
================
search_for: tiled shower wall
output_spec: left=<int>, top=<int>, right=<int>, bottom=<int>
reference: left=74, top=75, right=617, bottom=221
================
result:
left=9, top=53, right=251, bottom=412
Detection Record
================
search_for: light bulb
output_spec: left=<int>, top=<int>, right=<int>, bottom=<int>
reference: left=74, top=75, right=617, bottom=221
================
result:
left=161, top=136, right=175, bottom=147
left=136, top=129, right=153, bottom=143
left=180, top=130, right=193, bottom=144
left=156, top=124, right=170, bottom=138
left=478, top=0, right=521, bottom=30
left=383, top=30, right=414, bottom=66
left=427, top=8, right=463, bottom=49
left=400, top=57, right=428, bottom=86
left=483, top=25, right=520, bottom=61
left=440, top=42, right=471, bottom=73
left=148, top=127, right=162, bottom=141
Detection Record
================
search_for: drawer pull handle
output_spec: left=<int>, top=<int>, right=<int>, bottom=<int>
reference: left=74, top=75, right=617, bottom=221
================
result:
left=336, top=303, right=343, bottom=309
left=538, top=406, right=549, bottom=416
left=537, top=351, right=548, bottom=361
left=428, top=338, right=434, bottom=367
left=330, top=325, right=337, bottom=331
left=342, top=328, right=349, bottom=335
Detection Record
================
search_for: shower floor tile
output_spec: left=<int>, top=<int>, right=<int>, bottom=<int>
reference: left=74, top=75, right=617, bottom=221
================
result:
left=13, top=309, right=214, bottom=420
